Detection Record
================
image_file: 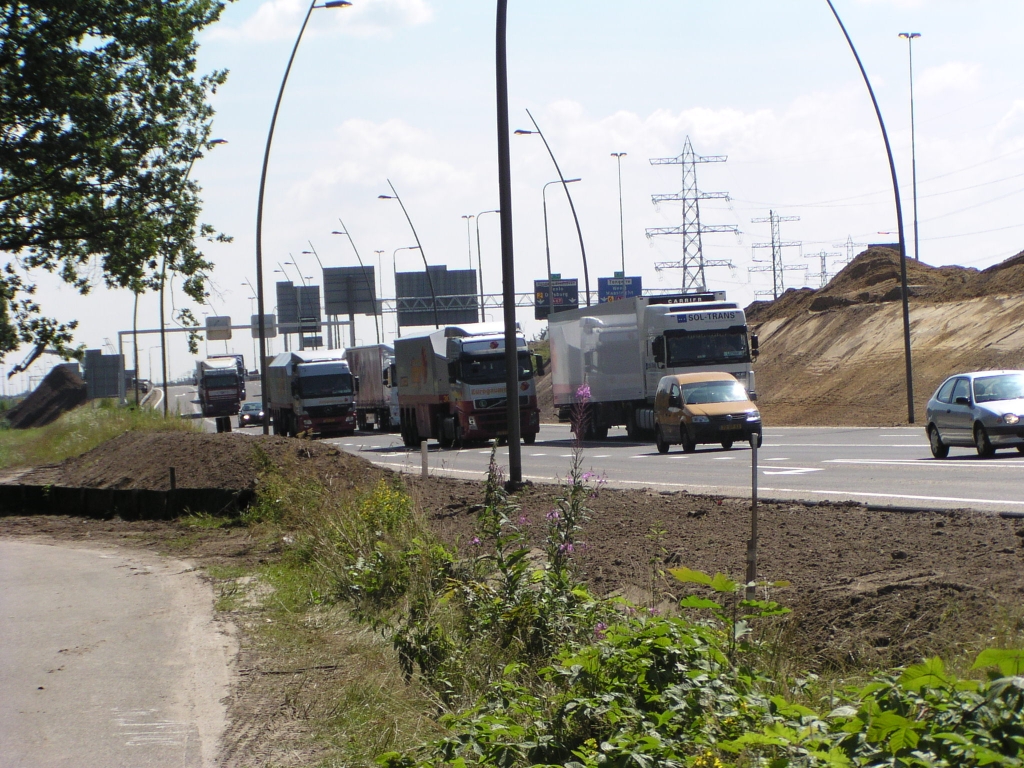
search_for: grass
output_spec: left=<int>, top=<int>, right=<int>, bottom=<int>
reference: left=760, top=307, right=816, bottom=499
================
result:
left=0, top=399, right=198, bottom=469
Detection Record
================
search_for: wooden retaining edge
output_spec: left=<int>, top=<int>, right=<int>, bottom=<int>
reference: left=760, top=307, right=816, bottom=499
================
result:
left=0, top=483, right=254, bottom=520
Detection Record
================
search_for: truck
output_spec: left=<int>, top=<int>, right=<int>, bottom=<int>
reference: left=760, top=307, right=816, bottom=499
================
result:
left=394, top=324, right=542, bottom=448
left=195, top=357, right=242, bottom=433
left=208, top=353, right=246, bottom=400
left=266, top=351, right=357, bottom=438
left=345, top=344, right=399, bottom=432
left=548, top=292, right=758, bottom=439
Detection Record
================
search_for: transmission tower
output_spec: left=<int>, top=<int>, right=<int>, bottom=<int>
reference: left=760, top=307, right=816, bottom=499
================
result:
left=806, top=250, right=844, bottom=288
left=834, top=235, right=868, bottom=264
left=645, top=136, right=736, bottom=293
left=748, top=210, right=802, bottom=300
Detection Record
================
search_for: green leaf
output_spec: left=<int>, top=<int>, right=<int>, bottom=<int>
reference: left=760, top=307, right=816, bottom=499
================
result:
left=973, top=648, right=1024, bottom=677
left=678, top=596, right=721, bottom=611
left=899, top=657, right=949, bottom=691
left=710, top=572, right=738, bottom=593
left=887, top=725, right=920, bottom=753
left=668, top=567, right=713, bottom=586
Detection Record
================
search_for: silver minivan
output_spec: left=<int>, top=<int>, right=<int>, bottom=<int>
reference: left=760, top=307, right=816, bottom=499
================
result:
left=925, top=370, right=1024, bottom=458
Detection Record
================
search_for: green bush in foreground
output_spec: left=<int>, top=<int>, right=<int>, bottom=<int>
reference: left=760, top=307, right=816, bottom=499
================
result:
left=0, top=400, right=197, bottom=469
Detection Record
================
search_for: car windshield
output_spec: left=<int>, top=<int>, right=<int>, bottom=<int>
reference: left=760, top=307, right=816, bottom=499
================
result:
left=459, top=352, right=533, bottom=385
left=973, top=373, right=1024, bottom=403
left=241, top=403, right=261, bottom=412
left=298, top=373, right=354, bottom=398
left=681, top=380, right=748, bottom=405
left=665, top=330, right=749, bottom=367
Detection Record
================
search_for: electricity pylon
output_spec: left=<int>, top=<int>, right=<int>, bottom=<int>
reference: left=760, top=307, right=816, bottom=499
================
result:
left=748, top=210, right=802, bottom=300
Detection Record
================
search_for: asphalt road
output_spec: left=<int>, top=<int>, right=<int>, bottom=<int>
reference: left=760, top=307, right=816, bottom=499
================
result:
left=0, top=540, right=234, bottom=768
left=167, top=383, right=1022, bottom=514
left=325, top=423, right=1024, bottom=515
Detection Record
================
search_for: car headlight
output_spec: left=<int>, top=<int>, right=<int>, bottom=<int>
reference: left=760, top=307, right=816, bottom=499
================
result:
left=1003, top=413, right=1020, bottom=425
left=746, top=411, right=761, bottom=422
left=258, top=411, right=264, bottom=417
left=692, top=415, right=709, bottom=423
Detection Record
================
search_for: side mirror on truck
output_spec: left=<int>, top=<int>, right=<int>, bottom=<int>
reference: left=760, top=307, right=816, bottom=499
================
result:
left=534, top=354, right=545, bottom=377
left=750, top=333, right=760, bottom=360
left=652, top=336, right=665, bottom=365
left=353, top=376, right=360, bottom=394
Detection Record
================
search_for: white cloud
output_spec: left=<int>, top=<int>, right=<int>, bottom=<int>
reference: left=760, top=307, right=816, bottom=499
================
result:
left=209, top=0, right=433, bottom=43
left=917, top=61, right=982, bottom=97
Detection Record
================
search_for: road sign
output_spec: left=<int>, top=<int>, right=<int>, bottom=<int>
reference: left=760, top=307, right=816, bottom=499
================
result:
left=534, top=279, right=580, bottom=320
left=598, top=275, right=643, bottom=303
left=250, top=314, right=277, bottom=339
left=205, top=316, right=232, bottom=340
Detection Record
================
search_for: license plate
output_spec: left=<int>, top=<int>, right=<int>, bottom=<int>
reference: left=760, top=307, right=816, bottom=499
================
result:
left=721, top=423, right=742, bottom=431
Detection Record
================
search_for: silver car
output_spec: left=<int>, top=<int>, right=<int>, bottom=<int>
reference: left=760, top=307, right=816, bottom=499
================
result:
left=925, top=370, right=1024, bottom=458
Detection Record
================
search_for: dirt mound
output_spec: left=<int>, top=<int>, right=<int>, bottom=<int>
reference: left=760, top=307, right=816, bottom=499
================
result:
left=746, top=247, right=1024, bottom=425
left=52, top=431, right=383, bottom=492
left=4, top=366, right=88, bottom=429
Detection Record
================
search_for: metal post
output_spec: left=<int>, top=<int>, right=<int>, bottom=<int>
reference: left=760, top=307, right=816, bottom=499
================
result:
left=496, top=0, right=522, bottom=484
left=612, top=152, right=627, bottom=275
left=475, top=209, right=499, bottom=322
left=745, top=436, right=758, bottom=601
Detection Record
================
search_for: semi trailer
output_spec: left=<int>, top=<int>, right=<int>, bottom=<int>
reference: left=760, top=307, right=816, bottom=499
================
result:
left=394, top=325, right=542, bottom=448
left=195, top=357, right=242, bottom=433
left=345, top=343, right=398, bottom=431
left=266, top=351, right=357, bottom=438
left=548, top=292, right=758, bottom=439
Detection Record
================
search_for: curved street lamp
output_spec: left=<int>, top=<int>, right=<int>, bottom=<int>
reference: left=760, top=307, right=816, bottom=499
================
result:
left=515, top=109, right=591, bottom=306
left=379, top=180, right=439, bottom=328
left=826, top=0, right=914, bottom=424
left=391, top=245, right=421, bottom=334
left=330, top=220, right=381, bottom=345
left=254, top=0, right=351, bottom=434
left=474, top=208, right=499, bottom=317
left=543, top=178, right=581, bottom=320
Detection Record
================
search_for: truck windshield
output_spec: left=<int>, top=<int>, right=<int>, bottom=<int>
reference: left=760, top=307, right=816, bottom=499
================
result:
left=665, top=330, right=749, bottom=367
left=298, top=374, right=354, bottom=398
left=205, top=373, right=238, bottom=389
left=459, top=352, right=534, bottom=385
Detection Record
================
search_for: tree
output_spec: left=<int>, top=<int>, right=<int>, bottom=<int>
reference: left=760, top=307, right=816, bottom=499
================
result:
left=0, top=0, right=230, bottom=363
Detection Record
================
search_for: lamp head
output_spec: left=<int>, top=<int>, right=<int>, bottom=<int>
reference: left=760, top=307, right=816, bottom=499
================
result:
left=321, top=1, right=351, bottom=7
left=898, top=32, right=921, bottom=39
left=378, top=194, right=394, bottom=200
left=513, top=129, right=535, bottom=135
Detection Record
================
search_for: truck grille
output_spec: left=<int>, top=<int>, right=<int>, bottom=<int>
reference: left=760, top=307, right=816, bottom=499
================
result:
left=474, top=395, right=530, bottom=410
left=305, top=404, right=352, bottom=418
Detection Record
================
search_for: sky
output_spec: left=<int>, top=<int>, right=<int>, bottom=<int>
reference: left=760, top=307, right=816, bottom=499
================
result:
left=6, top=0, right=1024, bottom=392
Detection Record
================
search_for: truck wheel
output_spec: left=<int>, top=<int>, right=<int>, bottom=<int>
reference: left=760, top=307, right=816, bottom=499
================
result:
left=524, top=431, right=536, bottom=446
left=223, top=418, right=232, bottom=433
left=438, top=417, right=454, bottom=449
left=215, top=417, right=223, bottom=433
left=721, top=440, right=733, bottom=450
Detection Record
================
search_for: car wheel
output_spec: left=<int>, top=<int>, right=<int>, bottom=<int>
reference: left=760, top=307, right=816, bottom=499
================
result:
left=681, top=427, right=696, bottom=453
left=974, top=424, right=995, bottom=457
left=655, top=426, right=669, bottom=454
left=928, top=425, right=949, bottom=459
left=721, top=440, right=733, bottom=450
left=1017, top=444, right=1024, bottom=455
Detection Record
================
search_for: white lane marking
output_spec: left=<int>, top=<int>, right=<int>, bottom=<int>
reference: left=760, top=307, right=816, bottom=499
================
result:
left=530, top=453, right=547, bottom=456
left=764, top=458, right=790, bottom=461
left=765, top=443, right=924, bottom=448
left=766, top=487, right=1024, bottom=507
left=592, top=454, right=611, bottom=458
left=827, top=458, right=1024, bottom=469
left=712, top=456, right=735, bottom=461
left=762, top=467, right=824, bottom=475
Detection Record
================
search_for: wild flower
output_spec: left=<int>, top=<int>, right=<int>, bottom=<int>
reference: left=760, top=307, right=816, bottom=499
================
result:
left=575, top=383, right=591, bottom=402
left=594, top=621, right=607, bottom=639
left=546, top=509, right=560, bottom=521
left=470, top=536, right=481, bottom=546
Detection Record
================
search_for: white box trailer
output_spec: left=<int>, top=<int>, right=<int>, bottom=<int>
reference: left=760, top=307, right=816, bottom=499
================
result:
left=549, top=292, right=758, bottom=439
left=346, top=343, right=397, bottom=431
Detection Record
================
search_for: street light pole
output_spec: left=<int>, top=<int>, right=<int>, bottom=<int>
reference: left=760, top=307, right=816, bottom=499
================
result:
left=461, top=214, right=475, bottom=269
left=827, top=0, right=914, bottom=424
left=474, top=209, right=499, bottom=320
left=611, top=152, right=627, bottom=275
left=392, top=246, right=420, bottom=335
left=329, top=220, right=381, bottom=345
left=254, top=0, right=351, bottom=434
left=515, top=110, right=591, bottom=306
left=379, top=180, right=439, bottom=328
left=543, top=178, right=581, bottom=321
left=900, top=32, right=922, bottom=263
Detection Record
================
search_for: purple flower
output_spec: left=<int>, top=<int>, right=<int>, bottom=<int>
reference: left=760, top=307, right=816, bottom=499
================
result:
left=558, top=543, right=575, bottom=554
left=575, top=384, right=591, bottom=403
left=546, top=509, right=560, bottom=521
left=594, top=622, right=608, bottom=639
left=517, top=514, right=530, bottom=526
left=470, top=536, right=481, bottom=546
